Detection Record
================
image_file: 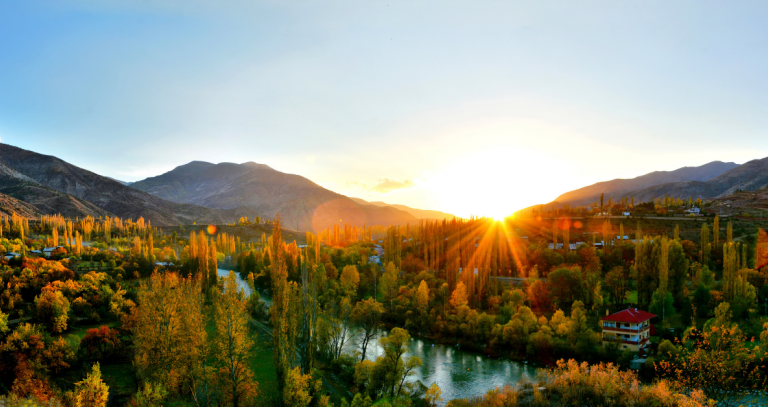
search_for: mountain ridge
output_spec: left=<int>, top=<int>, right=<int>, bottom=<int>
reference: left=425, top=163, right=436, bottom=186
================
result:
left=0, top=144, right=256, bottom=225
left=553, top=160, right=739, bottom=206
left=130, top=161, right=419, bottom=232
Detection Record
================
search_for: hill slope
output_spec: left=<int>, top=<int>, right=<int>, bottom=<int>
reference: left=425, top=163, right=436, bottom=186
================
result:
left=554, top=161, right=739, bottom=206
left=0, top=191, right=41, bottom=218
left=624, top=157, right=768, bottom=202
left=348, top=197, right=458, bottom=221
left=131, top=161, right=418, bottom=232
left=0, top=144, right=253, bottom=226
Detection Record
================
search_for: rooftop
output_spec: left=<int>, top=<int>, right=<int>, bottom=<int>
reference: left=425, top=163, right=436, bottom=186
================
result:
left=600, top=308, right=656, bottom=323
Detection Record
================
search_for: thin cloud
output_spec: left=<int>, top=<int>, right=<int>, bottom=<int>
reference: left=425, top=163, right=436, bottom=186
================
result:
left=371, top=178, right=415, bottom=193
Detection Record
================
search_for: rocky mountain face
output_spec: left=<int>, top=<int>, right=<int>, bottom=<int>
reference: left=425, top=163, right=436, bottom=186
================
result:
left=0, top=144, right=255, bottom=225
left=131, top=161, right=418, bottom=232
left=554, top=161, right=739, bottom=206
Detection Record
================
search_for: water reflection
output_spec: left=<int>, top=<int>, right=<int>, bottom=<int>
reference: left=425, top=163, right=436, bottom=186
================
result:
left=219, top=269, right=541, bottom=404
left=350, top=333, right=541, bottom=404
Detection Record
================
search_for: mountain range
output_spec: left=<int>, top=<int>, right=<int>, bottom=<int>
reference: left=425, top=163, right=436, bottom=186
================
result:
left=0, top=144, right=255, bottom=226
left=553, top=161, right=739, bottom=206
left=5, top=141, right=764, bottom=229
left=0, top=144, right=435, bottom=231
left=538, top=157, right=768, bottom=211
left=129, top=161, right=420, bottom=231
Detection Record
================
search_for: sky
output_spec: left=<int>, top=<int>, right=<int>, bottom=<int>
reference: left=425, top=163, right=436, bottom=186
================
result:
left=2, top=1, right=768, bottom=219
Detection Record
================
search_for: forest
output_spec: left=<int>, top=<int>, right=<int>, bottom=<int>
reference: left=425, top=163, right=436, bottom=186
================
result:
left=0, top=200, right=766, bottom=407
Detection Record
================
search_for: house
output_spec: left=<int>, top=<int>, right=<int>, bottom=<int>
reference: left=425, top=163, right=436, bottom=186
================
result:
left=600, top=308, right=656, bottom=352
left=29, top=250, right=43, bottom=257
left=42, top=246, right=65, bottom=258
left=622, top=212, right=631, bottom=216
left=3, top=252, right=20, bottom=260
left=685, top=207, right=701, bottom=214
left=615, top=235, right=630, bottom=241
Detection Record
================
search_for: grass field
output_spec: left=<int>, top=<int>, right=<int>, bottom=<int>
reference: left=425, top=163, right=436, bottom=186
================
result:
left=251, top=331, right=280, bottom=407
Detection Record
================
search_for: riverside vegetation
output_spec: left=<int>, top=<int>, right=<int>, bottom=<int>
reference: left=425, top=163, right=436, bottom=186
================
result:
left=0, top=205, right=765, bottom=407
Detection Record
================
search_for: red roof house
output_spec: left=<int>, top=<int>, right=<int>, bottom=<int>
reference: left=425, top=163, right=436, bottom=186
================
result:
left=600, top=308, right=656, bottom=351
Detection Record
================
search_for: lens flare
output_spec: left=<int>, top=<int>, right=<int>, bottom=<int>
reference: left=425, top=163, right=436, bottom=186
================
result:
left=206, top=225, right=217, bottom=235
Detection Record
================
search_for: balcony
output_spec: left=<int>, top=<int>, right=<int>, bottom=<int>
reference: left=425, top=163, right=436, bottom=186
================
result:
left=601, top=326, right=649, bottom=334
left=602, top=336, right=649, bottom=346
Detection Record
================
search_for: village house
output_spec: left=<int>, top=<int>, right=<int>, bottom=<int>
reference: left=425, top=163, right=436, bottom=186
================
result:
left=600, top=308, right=655, bottom=352
left=42, top=246, right=65, bottom=258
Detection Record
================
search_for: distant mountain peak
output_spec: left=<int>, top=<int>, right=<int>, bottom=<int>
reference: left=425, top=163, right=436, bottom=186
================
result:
left=553, top=160, right=739, bottom=206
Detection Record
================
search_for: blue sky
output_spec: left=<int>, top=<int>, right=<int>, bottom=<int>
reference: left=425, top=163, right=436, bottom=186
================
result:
left=2, top=1, right=768, bottom=218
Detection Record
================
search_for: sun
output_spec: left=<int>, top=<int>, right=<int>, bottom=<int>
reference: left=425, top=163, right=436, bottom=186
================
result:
left=427, top=147, right=570, bottom=219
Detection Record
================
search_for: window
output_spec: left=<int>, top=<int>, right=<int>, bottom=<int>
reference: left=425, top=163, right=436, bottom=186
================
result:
left=604, top=321, right=616, bottom=328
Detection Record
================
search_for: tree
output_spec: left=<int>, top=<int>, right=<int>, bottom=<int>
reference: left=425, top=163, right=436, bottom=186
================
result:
left=78, top=326, right=121, bottom=362
left=380, top=262, right=399, bottom=311
left=376, top=328, right=422, bottom=397
left=270, top=215, right=295, bottom=391
left=547, top=267, right=582, bottom=310
left=351, top=298, right=385, bottom=362
left=604, top=266, right=628, bottom=306
left=340, top=265, right=360, bottom=297
left=416, top=280, right=429, bottom=312
left=134, top=273, right=206, bottom=393
left=657, top=325, right=768, bottom=404
left=34, top=286, right=70, bottom=333
left=425, top=383, right=442, bottom=407
left=700, top=223, right=710, bottom=264
left=74, top=363, right=109, bottom=407
left=449, top=281, right=469, bottom=310
left=213, top=271, right=257, bottom=407
left=324, top=296, right=355, bottom=360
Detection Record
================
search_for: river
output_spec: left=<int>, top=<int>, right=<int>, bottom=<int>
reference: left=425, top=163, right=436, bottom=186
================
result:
left=218, top=269, right=541, bottom=403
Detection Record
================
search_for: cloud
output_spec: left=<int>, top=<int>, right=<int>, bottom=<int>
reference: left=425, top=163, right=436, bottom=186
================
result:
left=371, top=178, right=415, bottom=193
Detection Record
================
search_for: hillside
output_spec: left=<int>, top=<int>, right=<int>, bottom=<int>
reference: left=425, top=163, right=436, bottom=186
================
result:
left=0, top=190, right=41, bottom=218
left=131, top=161, right=418, bottom=232
left=0, top=144, right=255, bottom=226
left=554, top=161, right=738, bottom=206
left=615, top=157, right=768, bottom=203
left=348, top=197, right=458, bottom=221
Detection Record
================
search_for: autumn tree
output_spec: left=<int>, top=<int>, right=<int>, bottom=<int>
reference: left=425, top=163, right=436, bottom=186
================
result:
left=340, top=265, right=360, bottom=297
left=657, top=325, right=768, bottom=404
left=449, top=281, right=469, bottom=310
left=351, top=298, right=385, bottom=361
left=74, top=363, right=109, bottom=407
left=213, top=271, right=257, bottom=407
left=270, top=215, right=295, bottom=391
left=34, top=286, right=70, bottom=333
left=134, top=272, right=206, bottom=393
left=376, top=328, right=422, bottom=397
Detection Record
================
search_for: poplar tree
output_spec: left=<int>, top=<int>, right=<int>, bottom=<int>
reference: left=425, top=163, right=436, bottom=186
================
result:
left=552, top=220, right=558, bottom=249
left=213, top=272, right=256, bottom=407
left=563, top=222, right=570, bottom=252
left=270, top=215, right=294, bottom=392
left=700, top=223, right=710, bottom=264
left=713, top=215, right=720, bottom=248
left=727, top=221, right=733, bottom=243
left=674, top=224, right=679, bottom=241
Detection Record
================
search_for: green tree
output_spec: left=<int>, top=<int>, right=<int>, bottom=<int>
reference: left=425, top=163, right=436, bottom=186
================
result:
left=376, top=328, right=422, bottom=397
left=351, top=298, right=385, bottom=362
